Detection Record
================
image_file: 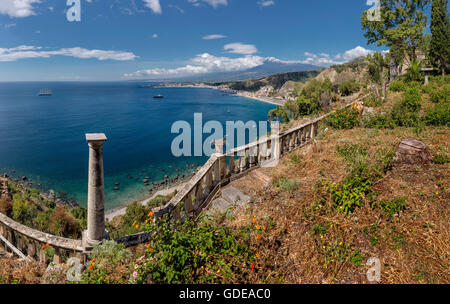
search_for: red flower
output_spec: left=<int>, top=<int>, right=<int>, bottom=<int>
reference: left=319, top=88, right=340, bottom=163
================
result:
left=250, top=263, right=255, bottom=270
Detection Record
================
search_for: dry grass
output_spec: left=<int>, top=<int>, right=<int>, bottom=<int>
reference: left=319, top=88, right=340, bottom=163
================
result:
left=0, top=257, right=46, bottom=284
left=227, top=126, right=450, bottom=284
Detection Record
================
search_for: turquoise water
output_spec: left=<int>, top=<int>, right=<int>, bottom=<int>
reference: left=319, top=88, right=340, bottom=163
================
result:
left=0, top=82, right=275, bottom=210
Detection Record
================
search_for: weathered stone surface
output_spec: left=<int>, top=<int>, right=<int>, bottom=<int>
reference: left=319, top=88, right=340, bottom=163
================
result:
left=221, top=186, right=253, bottom=206
left=394, top=138, right=431, bottom=165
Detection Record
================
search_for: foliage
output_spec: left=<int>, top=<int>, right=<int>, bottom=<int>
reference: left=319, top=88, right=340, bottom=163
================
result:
left=379, top=197, right=408, bottom=218
left=389, top=80, right=407, bottom=92
left=336, top=142, right=368, bottom=166
left=432, top=152, right=449, bottom=164
left=268, top=106, right=290, bottom=122
left=430, top=86, right=450, bottom=103
left=429, top=0, right=450, bottom=74
left=132, top=216, right=254, bottom=284
left=362, top=112, right=396, bottom=129
left=423, top=100, right=450, bottom=126
left=49, top=207, right=80, bottom=238
left=325, top=107, right=360, bottom=129
left=367, top=52, right=388, bottom=85
left=12, top=195, right=36, bottom=226
left=361, top=0, right=431, bottom=62
left=405, top=61, right=424, bottom=82
left=350, top=250, right=364, bottom=267
left=272, top=177, right=299, bottom=192
left=0, top=198, right=13, bottom=216
left=301, top=78, right=333, bottom=107
left=364, top=94, right=385, bottom=107
left=82, top=240, right=132, bottom=284
left=338, top=81, right=360, bottom=96
left=327, top=165, right=373, bottom=214
left=402, top=88, right=422, bottom=112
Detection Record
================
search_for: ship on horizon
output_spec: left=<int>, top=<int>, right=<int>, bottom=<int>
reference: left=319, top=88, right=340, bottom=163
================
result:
left=38, top=89, right=53, bottom=96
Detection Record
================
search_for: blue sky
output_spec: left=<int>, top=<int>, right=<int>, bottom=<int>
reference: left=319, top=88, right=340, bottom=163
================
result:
left=0, top=0, right=389, bottom=81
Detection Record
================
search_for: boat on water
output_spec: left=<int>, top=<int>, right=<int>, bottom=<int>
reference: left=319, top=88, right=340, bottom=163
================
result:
left=153, top=94, right=164, bottom=99
left=38, top=89, right=53, bottom=96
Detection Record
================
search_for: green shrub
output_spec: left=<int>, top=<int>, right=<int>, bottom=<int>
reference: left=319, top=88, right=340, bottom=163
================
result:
left=404, top=61, right=423, bottom=82
left=362, top=112, right=396, bottom=129
left=122, top=201, right=147, bottom=227
left=0, top=198, right=13, bottom=216
left=49, top=207, right=81, bottom=238
left=327, top=165, right=372, bottom=214
left=82, top=240, right=132, bottom=284
left=336, top=142, right=368, bottom=166
left=12, top=196, right=36, bottom=226
left=430, top=87, right=450, bottom=103
left=423, top=101, right=450, bottom=126
left=133, top=216, right=254, bottom=284
left=273, top=177, right=299, bottom=192
left=391, top=103, right=420, bottom=127
left=389, top=80, right=407, bottom=92
left=350, top=250, right=363, bottom=267
left=338, top=81, right=360, bottom=96
left=363, top=94, right=385, bottom=107
left=296, top=96, right=321, bottom=116
left=325, top=107, right=360, bottom=129
left=432, top=152, right=449, bottom=164
left=311, top=223, right=330, bottom=235
left=402, top=88, right=422, bottom=112
left=379, top=197, right=407, bottom=218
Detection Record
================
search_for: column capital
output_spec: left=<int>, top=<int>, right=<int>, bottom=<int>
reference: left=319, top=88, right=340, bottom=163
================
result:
left=86, top=133, right=107, bottom=143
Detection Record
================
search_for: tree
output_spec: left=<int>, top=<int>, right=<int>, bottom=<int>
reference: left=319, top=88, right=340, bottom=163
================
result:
left=430, top=0, right=450, bottom=75
left=367, top=52, right=389, bottom=98
left=361, top=0, right=431, bottom=68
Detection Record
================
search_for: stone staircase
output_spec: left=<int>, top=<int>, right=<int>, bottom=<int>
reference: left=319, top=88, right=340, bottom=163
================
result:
left=206, top=170, right=271, bottom=218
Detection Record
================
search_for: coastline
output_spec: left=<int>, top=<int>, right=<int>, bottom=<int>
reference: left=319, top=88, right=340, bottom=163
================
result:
left=105, top=181, right=187, bottom=221
left=147, top=83, right=286, bottom=106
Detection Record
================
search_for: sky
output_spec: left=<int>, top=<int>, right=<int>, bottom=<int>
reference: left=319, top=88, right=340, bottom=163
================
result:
left=0, top=0, right=391, bottom=81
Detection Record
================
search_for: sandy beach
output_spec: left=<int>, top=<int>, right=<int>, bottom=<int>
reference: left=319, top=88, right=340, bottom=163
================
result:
left=105, top=182, right=187, bottom=221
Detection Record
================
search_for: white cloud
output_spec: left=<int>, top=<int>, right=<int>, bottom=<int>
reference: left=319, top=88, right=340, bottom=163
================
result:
left=341, top=46, right=373, bottom=60
left=258, top=1, right=275, bottom=8
left=224, top=43, right=258, bottom=55
left=301, top=46, right=375, bottom=66
left=188, top=0, right=228, bottom=9
left=152, top=33, right=158, bottom=38
left=203, top=34, right=227, bottom=40
left=124, top=53, right=265, bottom=78
left=143, top=0, right=162, bottom=14
left=0, top=0, right=41, bottom=18
left=0, top=46, right=138, bottom=62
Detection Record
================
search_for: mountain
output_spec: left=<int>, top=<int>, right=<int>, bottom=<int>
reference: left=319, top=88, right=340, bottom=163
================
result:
left=146, top=58, right=321, bottom=83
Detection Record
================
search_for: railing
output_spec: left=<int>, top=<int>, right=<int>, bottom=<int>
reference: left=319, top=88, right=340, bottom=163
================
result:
left=1, top=98, right=364, bottom=253
left=0, top=212, right=85, bottom=263
left=116, top=99, right=363, bottom=246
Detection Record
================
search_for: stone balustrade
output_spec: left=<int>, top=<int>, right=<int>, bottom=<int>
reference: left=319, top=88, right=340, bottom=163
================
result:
left=1, top=100, right=364, bottom=255
left=0, top=212, right=85, bottom=263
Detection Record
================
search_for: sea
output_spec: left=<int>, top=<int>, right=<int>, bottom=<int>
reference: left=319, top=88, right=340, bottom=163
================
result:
left=0, top=82, right=275, bottom=210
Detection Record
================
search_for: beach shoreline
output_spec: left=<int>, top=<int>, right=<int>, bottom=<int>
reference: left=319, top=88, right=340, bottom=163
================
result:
left=105, top=181, right=187, bottom=221
left=147, top=83, right=286, bottom=106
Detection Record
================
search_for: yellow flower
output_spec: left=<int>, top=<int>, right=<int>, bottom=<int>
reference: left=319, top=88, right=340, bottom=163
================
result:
left=323, top=246, right=325, bottom=249
left=339, top=242, right=343, bottom=246
left=256, top=225, right=261, bottom=230
left=136, top=224, right=139, bottom=229
left=320, top=235, right=323, bottom=239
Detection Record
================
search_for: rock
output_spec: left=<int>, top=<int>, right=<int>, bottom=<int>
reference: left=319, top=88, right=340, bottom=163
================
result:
left=394, top=138, right=431, bottom=165
left=22, top=176, right=27, bottom=181
left=114, top=187, right=119, bottom=191
left=362, top=107, right=375, bottom=117
left=114, top=182, right=120, bottom=186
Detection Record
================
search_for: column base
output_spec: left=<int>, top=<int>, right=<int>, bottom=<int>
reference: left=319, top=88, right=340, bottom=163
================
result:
left=82, top=230, right=110, bottom=252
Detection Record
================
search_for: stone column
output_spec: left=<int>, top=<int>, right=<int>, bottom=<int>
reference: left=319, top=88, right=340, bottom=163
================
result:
left=84, top=133, right=107, bottom=247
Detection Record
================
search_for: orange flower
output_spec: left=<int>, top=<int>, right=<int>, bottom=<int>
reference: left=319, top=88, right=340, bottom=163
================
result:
left=135, top=224, right=139, bottom=229
left=252, top=218, right=256, bottom=224
left=92, top=259, right=96, bottom=263
left=149, top=249, right=153, bottom=252
left=89, top=265, right=93, bottom=270
left=255, top=253, right=260, bottom=259
left=262, top=225, right=266, bottom=231
left=146, top=244, right=151, bottom=248
left=255, top=225, right=261, bottom=230
left=45, top=243, right=49, bottom=247
left=256, top=234, right=261, bottom=240
left=148, top=211, right=154, bottom=217
left=41, top=245, right=45, bottom=250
